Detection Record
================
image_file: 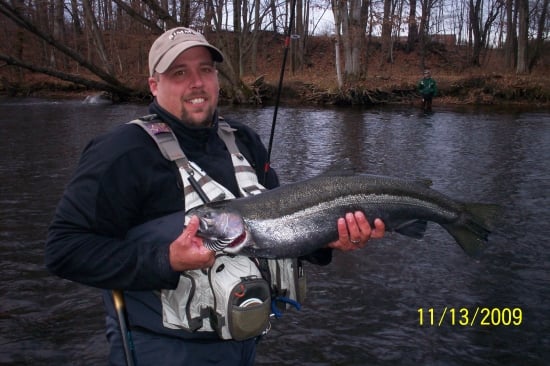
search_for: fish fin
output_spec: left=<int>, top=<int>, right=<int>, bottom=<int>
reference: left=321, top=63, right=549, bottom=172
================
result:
left=414, top=178, right=433, bottom=187
left=443, top=224, right=488, bottom=257
left=443, top=203, right=502, bottom=257
left=464, top=203, right=503, bottom=231
left=394, top=220, right=428, bottom=239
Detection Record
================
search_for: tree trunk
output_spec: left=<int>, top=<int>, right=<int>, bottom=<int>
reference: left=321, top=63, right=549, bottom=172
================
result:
left=503, top=0, right=516, bottom=69
left=251, top=0, right=260, bottom=75
left=407, top=0, right=418, bottom=52
left=82, top=0, right=114, bottom=75
left=332, top=0, right=344, bottom=88
left=270, top=0, right=278, bottom=32
left=334, top=38, right=343, bottom=88
left=181, top=0, right=191, bottom=27
left=381, top=0, right=392, bottom=63
left=516, top=0, right=528, bottom=74
left=418, top=0, right=434, bottom=69
left=528, top=0, right=549, bottom=70
left=110, top=0, right=164, bottom=33
left=469, top=0, right=482, bottom=66
left=142, top=0, right=179, bottom=29
left=54, top=0, right=67, bottom=69
left=233, top=0, right=242, bottom=76
left=333, top=0, right=368, bottom=80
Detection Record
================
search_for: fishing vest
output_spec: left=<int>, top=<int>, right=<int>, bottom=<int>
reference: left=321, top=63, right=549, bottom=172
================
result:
left=130, top=115, right=305, bottom=340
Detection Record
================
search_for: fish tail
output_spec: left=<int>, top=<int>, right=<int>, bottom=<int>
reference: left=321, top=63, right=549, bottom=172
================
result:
left=443, top=203, right=502, bottom=257
left=464, top=203, right=502, bottom=230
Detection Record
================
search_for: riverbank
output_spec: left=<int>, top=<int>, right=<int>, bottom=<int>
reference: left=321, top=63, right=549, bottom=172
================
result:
left=2, top=34, right=549, bottom=107
left=9, top=72, right=549, bottom=108
left=245, top=46, right=550, bottom=107
left=244, top=35, right=550, bottom=107
left=247, top=73, right=550, bottom=107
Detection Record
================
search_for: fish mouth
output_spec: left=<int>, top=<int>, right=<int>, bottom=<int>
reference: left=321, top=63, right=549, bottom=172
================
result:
left=222, top=230, right=249, bottom=254
left=200, top=230, right=249, bottom=253
left=194, top=209, right=250, bottom=253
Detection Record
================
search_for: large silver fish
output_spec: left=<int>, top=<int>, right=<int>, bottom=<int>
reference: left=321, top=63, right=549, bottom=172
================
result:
left=126, top=174, right=500, bottom=258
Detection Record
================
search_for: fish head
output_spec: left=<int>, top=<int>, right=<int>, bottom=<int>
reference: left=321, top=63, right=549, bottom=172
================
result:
left=190, top=205, right=250, bottom=253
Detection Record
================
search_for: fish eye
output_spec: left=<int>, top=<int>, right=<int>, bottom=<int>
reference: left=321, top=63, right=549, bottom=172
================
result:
left=201, top=212, right=213, bottom=219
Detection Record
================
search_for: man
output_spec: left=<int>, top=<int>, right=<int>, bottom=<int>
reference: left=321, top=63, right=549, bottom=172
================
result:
left=418, top=69, right=438, bottom=112
left=45, top=27, right=385, bottom=365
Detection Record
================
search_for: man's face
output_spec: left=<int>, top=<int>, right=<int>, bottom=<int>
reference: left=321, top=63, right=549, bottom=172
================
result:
left=149, top=47, right=220, bottom=127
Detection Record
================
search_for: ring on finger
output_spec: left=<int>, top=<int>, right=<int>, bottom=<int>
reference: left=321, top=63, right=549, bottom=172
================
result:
left=350, top=239, right=361, bottom=245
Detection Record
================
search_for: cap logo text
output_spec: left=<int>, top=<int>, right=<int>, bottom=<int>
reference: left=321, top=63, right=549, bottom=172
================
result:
left=169, top=28, right=196, bottom=40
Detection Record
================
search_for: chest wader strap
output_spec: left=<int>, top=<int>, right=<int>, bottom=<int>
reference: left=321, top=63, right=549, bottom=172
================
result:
left=217, top=121, right=267, bottom=196
left=129, top=118, right=228, bottom=206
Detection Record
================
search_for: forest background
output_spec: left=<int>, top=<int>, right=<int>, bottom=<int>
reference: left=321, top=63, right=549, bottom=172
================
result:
left=0, top=0, right=548, bottom=106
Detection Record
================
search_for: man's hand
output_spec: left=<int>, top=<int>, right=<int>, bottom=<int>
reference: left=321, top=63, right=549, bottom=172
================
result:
left=328, top=211, right=385, bottom=251
left=169, top=215, right=215, bottom=271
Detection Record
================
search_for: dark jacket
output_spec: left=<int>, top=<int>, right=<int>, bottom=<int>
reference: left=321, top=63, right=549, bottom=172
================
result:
left=418, top=77, right=438, bottom=98
left=45, top=100, right=330, bottom=340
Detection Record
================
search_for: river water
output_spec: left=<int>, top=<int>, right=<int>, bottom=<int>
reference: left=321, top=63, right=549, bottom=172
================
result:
left=0, top=98, right=548, bottom=365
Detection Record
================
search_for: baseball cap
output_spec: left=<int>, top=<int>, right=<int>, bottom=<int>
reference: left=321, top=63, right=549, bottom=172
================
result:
left=148, top=27, right=224, bottom=76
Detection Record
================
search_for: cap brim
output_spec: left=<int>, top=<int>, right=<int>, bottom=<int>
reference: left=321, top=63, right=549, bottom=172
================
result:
left=154, top=42, right=224, bottom=74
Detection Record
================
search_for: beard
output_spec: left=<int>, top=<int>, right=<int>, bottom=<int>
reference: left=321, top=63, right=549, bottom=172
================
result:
left=179, top=101, right=217, bottom=128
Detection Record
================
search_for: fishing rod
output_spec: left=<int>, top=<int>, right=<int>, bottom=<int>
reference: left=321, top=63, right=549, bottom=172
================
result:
left=112, top=290, right=136, bottom=366
left=264, top=0, right=297, bottom=184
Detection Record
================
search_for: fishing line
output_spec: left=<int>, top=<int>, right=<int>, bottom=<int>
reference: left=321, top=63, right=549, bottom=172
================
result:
left=264, top=0, right=297, bottom=184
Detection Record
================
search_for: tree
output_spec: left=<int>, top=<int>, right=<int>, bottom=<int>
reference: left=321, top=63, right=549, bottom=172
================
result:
left=528, top=0, right=549, bottom=71
left=516, top=0, right=529, bottom=73
left=418, top=0, right=438, bottom=69
left=381, top=0, right=393, bottom=63
left=0, top=0, right=132, bottom=96
left=332, top=0, right=369, bottom=81
left=503, top=0, right=517, bottom=69
left=407, top=0, right=418, bottom=52
left=82, top=0, right=113, bottom=74
left=468, top=0, right=503, bottom=66
left=0, top=0, right=256, bottom=102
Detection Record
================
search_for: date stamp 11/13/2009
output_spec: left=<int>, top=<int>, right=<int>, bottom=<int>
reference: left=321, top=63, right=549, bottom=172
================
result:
left=417, top=307, right=523, bottom=327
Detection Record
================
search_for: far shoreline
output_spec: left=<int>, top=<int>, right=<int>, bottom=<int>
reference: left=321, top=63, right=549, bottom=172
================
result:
left=2, top=73, right=549, bottom=109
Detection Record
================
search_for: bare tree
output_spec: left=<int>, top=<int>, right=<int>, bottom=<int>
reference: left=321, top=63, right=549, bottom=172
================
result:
left=418, top=0, right=438, bottom=68
left=407, top=0, right=418, bottom=52
left=503, top=0, right=516, bottom=69
left=82, top=0, right=113, bottom=74
left=332, top=0, right=344, bottom=87
left=332, top=0, right=369, bottom=81
left=110, top=0, right=164, bottom=32
left=516, top=0, right=528, bottom=73
left=270, top=0, right=278, bottom=32
left=0, top=0, right=132, bottom=95
left=528, top=0, right=549, bottom=71
left=468, top=0, right=503, bottom=66
left=250, top=0, right=261, bottom=74
left=381, top=0, right=392, bottom=63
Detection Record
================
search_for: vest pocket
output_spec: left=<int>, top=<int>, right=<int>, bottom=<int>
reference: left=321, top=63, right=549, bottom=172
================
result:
left=210, top=255, right=271, bottom=340
left=226, top=278, right=271, bottom=341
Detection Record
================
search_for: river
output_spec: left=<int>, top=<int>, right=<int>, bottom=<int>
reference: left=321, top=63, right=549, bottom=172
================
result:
left=0, top=98, right=548, bottom=365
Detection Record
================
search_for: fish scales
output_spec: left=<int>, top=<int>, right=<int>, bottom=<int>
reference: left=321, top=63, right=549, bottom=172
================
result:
left=126, top=174, right=500, bottom=258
